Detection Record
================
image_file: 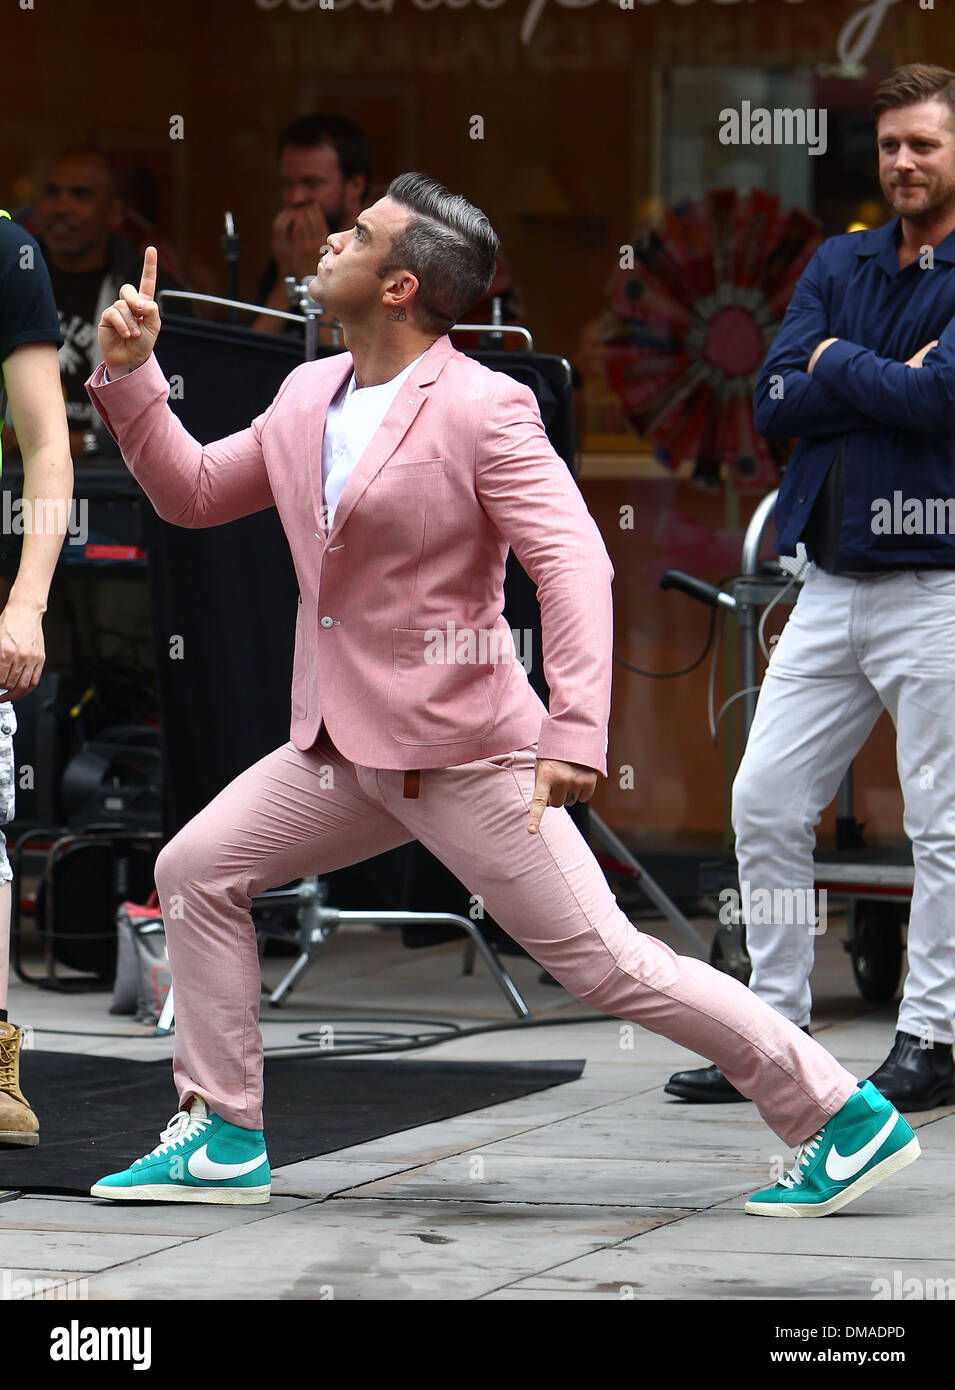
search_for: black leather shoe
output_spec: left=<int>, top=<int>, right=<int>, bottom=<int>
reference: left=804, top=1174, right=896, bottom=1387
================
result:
left=867, top=1031, right=955, bottom=1112
left=664, top=1026, right=812, bottom=1103
left=664, top=1063, right=748, bottom=1102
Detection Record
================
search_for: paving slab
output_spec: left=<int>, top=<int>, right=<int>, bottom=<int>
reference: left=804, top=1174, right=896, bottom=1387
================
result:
left=911, top=1114, right=955, bottom=1149
left=488, top=1247, right=953, bottom=1301
left=0, top=1227, right=188, bottom=1274
left=78, top=1199, right=689, bottom=1301
left=0, top=1193, right=306, bottom=1237
left=270, top=1158, right=436, bottom=1198
left=481, top=1111, right=769, bottom=1161
left=332, top=1152, right=767, bottom=1208
left=571, top=1194, right=955, bottom=1259
left=293, top=1116, right=543, bottom=1163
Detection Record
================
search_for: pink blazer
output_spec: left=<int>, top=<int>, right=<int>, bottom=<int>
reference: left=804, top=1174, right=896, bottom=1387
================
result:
left=86, top=335, right=614, bottom=775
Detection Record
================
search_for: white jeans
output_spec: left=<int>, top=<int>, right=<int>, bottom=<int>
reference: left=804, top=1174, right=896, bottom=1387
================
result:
left=733, top=564, right=955, bottom=1044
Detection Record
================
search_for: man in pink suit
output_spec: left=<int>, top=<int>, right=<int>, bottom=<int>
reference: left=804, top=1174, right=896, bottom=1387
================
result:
left=84, top=173, right=917, bottom=1216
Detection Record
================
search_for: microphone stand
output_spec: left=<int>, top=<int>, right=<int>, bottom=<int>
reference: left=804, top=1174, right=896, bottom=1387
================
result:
left=285, top=275, right=341, bottom=360
left=221, top=212, right=240, bottom=323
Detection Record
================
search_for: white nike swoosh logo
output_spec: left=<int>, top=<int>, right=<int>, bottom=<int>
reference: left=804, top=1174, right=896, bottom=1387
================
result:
left=186, top=1144, right=268, bottom=1181
left=825, top=1113, right=898, bottom=1182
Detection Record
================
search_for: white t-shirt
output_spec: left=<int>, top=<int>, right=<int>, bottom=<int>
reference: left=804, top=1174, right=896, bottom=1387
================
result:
left=322, top=352, right=427, bottom=527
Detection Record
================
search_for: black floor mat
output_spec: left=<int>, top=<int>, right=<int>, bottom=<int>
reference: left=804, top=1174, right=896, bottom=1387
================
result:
left=0, top=1051, right=585, bottom=1195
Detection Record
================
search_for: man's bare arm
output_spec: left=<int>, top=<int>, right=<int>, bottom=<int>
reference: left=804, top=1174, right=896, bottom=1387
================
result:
left=0, top=341, right=73, bottom=697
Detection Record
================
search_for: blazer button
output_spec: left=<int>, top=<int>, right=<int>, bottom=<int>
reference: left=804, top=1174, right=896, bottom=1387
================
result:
left=320, top=615, right=335, bottom=628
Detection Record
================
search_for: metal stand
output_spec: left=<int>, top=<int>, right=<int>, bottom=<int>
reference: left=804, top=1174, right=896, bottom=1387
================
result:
left=284, top=276, right=341, bottom=354
left=158, top=288, right=535, bottom=353
left=10, top=825, right=164, bottom=989
left=154, top=825, right=706, bottom=1034
left=154, top=875, right=529, bottom=1032
left=262, top=878, right=528, bottom=1017
left=221, top=213, right=240, bottom=321
left=737, top=489, right=783, bottom=736
left=156, top=980, right=175, bottom=1034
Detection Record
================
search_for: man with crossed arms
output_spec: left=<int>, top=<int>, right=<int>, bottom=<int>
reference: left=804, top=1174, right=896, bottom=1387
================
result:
left=84, top=172, right=916, bottom=1217
left=667, top=63, right=955, bottom=1113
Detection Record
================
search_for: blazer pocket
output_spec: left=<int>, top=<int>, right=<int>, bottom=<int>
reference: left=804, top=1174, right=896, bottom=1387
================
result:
left=378, top=458, right=446, bottom=479
left=388, top=627, right=495, bottom=745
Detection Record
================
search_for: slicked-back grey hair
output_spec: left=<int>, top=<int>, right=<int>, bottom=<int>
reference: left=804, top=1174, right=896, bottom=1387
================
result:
left=377, top=172, right=500, bottom=334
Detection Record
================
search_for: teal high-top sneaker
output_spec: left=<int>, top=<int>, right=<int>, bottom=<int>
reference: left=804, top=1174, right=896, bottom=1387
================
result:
left=91, top=1097, right=270, bottom=1204
left=746, top=1081, right=919, bottom=1217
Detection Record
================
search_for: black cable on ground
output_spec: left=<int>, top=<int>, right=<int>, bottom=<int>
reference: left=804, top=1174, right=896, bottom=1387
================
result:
left=269, top=1011, right=628, bottom=1058
left=24, top=1009, right=621, bottom=1060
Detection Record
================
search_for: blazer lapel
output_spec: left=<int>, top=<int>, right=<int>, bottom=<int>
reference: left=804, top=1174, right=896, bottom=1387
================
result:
left=307, top=354, right=355, bottom=536
left=326, top=335, right=457, bottom=538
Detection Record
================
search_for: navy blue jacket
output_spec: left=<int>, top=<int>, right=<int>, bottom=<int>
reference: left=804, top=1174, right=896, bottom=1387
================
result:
left=754, top=218, right=955, bottom=568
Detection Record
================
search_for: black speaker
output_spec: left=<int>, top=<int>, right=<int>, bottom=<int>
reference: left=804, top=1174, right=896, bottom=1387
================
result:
left=59, top=725, right=163, bottom=832
left=34, top=838, right=160, bottom=982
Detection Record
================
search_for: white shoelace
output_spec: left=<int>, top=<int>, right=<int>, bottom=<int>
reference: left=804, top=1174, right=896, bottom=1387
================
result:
left=134, top=1107, right=211, bottom=1167
left=778, top=1128, right=824, bottom=1189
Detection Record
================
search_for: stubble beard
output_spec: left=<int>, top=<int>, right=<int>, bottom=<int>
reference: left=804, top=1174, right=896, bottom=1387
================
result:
left=885, top=169, right=955, bottom=228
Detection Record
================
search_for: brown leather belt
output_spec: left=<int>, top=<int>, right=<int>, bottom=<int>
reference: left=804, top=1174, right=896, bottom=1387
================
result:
left=403, top=769, right=421, bottom=798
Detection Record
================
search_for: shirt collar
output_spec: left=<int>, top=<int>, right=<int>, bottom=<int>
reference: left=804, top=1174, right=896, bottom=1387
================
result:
left=345, top=350, right=428, bottom=399
left=853, top=216, right=955, bottom=271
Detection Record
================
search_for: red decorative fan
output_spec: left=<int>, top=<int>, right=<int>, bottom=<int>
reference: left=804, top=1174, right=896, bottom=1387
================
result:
left=602, top=189, right=823, bottom=490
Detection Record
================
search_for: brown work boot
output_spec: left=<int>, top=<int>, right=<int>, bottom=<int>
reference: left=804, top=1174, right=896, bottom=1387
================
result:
left=0, top=1020, right=39, bottom=1146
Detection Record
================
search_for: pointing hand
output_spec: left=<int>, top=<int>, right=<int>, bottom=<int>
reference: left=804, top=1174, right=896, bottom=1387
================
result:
left=98, top=246, right=161, bottom=376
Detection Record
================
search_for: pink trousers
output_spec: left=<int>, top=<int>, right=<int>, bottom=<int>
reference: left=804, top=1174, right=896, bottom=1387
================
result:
left=154, top=728, right=858, bottom=1146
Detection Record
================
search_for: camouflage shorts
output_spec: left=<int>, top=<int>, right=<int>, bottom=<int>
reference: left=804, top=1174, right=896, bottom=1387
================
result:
left=0, top=702, right=16, bottom=885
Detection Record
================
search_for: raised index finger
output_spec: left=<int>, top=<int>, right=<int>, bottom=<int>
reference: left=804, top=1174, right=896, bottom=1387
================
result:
left=139, top=246, right=158, bottom=303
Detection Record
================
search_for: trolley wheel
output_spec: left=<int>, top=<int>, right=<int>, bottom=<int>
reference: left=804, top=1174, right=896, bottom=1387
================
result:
left=710, top=923, right=751, bottom=985
left=847, top=900, right=905, bottom=1002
